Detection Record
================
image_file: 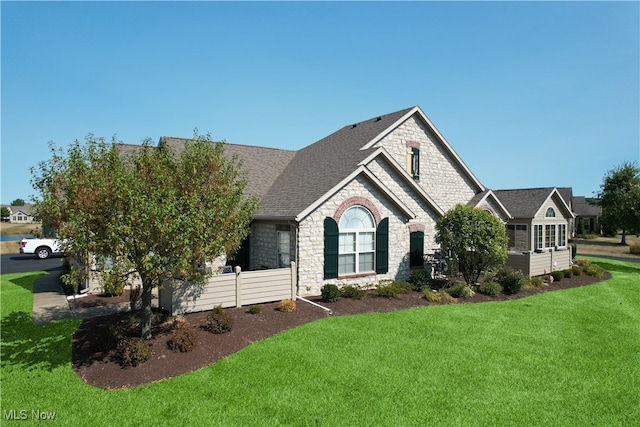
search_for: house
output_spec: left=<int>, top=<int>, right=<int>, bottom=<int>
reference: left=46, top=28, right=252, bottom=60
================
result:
left=572, top=196, right=601, bottom=235
left=493, top=188, right=575, bottom=277
left=162, top=106, right=499, bottom=295
left=2, top=204, right=36, bottom=223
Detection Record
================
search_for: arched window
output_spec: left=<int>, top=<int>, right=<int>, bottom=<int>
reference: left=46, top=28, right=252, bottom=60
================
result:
left=338, top=206, right=375, bottom=274
left=545, top=207, right=556, bottom=218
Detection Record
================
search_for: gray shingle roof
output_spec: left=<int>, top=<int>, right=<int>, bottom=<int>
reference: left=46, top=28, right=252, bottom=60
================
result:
left=257, top=107, right=415, bottom=219
left=158, top=137, right=296, bottom=200
left=572, top=196, right=601, bottom=217
left=493, top=187, right=558, bottom=219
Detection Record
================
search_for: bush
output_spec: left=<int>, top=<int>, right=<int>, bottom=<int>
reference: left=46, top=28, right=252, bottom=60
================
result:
left=340, top=285, right=366, bottom=300
left=551, top=271, right=565, bottom=282
left=248, top=305, right=262, bottom=315
left=495, top=268, right=526, bottom=295
left=115, top=337, right=152, bottom=368
left=572, top=266, right=583, bottom=276
left=527, top=276, right=545, bottom=288
left=585, top=264, right=605, bottom=278
left=630, top=242, right=640, bottom=255
left=102, top=271, right=125, bottom=296
left=423, top=289, right=441, bottom=302
left=573, top=259, right=590, bottom=267
left=562, top=269, right=574, bottom=279
left=374, top=281, right=413, bottom=298
left=96, top=323, right=128, bottom=352
left=278, top=299, right=296, bottom=312
left=407, top=269, right=431, bottom=291
left=205, top=305, right=234, bottom=334
left=321, top=284, right=341, bottom=302
left=167, top=322, right=197, bottom=352
left=437, top=289, right=456, bottom=303
left=447, top=281, right=474, bottom=298
left=478, top=281, right=502, bottom=296
left=571, top=244, right=578, bottom=259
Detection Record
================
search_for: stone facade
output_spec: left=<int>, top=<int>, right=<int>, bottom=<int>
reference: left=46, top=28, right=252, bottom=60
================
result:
left=372, top=115, right=479, bottom=212
left=250, top=221, right=296, bottom=270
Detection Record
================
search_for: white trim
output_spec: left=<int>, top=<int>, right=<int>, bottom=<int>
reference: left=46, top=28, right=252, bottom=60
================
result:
left=472, top=190, right=513, bottom=220
left=360, top=147, right=445, bottom=216
left=534, top=188, right=576, bottom=220
left=359, top=106, right=485, bottom=192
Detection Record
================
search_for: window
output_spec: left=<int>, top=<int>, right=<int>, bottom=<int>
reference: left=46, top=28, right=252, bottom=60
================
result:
left=534, top=225, right=543, bottom=250
left=545, top=224, right=556, bottom=248
left=338, top=207, right=375, bottom=275
left=545, top=207, right=556, bottom=218
left=406, top=147, right=420, bottom=180
left=558, top=224, right=566, bottom=247
left=409, top=231, right=424, bottom=267
left=506, top=224, right=528, bottom=251
left=277, top=230, right=290, bottom=268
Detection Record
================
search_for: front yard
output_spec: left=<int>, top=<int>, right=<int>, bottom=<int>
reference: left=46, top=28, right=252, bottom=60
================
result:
left=1, top=258, right=639, bottom=426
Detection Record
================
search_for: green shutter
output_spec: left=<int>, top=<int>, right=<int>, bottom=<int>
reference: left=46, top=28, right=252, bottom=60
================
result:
left=411, top=148, right=420, bottom=179
left=376, top=218, right=389, bottom=274
left=410, top=231, right=424, bottom=267
left=324, top=217, right=339, bottom=279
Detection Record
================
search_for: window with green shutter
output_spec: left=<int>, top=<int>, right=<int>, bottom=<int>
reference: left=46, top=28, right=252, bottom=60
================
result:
left=409, top=231, right=424, bottom=267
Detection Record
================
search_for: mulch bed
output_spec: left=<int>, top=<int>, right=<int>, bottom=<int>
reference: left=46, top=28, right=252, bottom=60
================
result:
left=71, top=271, right=610, bottom=390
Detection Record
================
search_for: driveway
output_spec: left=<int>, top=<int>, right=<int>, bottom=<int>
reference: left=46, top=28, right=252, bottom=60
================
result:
left=0, top=253, right=66, bottom=275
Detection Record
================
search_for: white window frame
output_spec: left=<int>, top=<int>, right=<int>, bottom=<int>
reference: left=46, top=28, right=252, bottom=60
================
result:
left=545, top=224, right=556, bottom=249
left=338, top=207, right=376, bottom=275
left=277, top=230, right=291, bottom=268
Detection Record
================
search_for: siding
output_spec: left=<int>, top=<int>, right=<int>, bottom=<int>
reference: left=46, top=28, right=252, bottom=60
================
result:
left=159, top=263, right=297, bottom=315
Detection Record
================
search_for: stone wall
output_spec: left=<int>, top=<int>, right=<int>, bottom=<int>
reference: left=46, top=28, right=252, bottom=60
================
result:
left=372, top=115, right=479, bottom=212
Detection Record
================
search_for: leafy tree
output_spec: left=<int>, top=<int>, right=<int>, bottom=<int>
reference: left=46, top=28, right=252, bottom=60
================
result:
left=597, top=161, right=640, bottom=245
left=0, top=207, right=9, bottom=220
left=31, top=133, right=259, bottom=339
left=435, top=205, right=508, bottom=285
left=11, top=198, right=25, bottom=206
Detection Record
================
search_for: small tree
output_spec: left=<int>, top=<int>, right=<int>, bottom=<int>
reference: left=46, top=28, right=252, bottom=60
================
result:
left=0, top=207, right=9, bottom=220
left=11, top=198, right=25, bottom=206
left=597, top=161, right=640, bottom=245
left=435, top=205, right=508, bottom=285
left=31, top=133, right=259, bottom=339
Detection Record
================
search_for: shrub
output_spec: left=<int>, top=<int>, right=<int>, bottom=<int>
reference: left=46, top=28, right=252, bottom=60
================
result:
left=374, top=281, right=413, bottom=298
left=437, top=289, right=456, bottom=303
left=96, top=323, right=128, bottom=352
left=115, top=337, right=152, bottom=368
left=630, top=242, right=640, bottom=255
left=551, top=271, right=565, bottom=282
left=340, top=285, right=366, bottom=300
left=527, top=276, right=545, bottom=288
left=248, top=305, right=262, bottom=315
left=278, top=299, right=296, bottom=312
left=571, top=244, right=578, bottom=259
left=447, top=281, right=474, bottom=298
left=478, top=281, right=502, bottom=296
left=423, top=289, right=441, bottom=302
left=102, top=271, right=125, bottom=296
left=495, top=268, right=526, bottom=295
left=585, top=264, right=604, bottom=278
left=572, top=266, right=583, bottom=276
left=407, top=269, right=431, bottom=291
left=205, top=305, right=234, bottom=334
left=167, top=322, right=197, bottom=352
left=321, top=284, right=341, bottom=302
left=562, top=269, right=574, bottom=279
left=573, top=259, right=590, bottom=267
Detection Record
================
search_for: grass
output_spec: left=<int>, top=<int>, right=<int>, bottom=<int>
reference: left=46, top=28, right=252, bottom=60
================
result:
left=0, top=222, right=42, bottom=255
left=574, top=234, right=640, bottom=260
left=1, top=258, right=639, bottom=426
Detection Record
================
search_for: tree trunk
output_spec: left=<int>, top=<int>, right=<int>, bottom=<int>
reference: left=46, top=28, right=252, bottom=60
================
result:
left=140, top=282, right=154, bottom=340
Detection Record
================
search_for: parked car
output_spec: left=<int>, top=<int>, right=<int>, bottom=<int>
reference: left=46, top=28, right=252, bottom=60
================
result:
left=20, top=238, right=63, bottom=259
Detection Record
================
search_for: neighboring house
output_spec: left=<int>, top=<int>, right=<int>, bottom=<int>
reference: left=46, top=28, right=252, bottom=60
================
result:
left=5, top=204, right=36, bottom=223
left=493, top=188, right=575, bottom=277
left=162, top=106, right=496, bottom=295
left=572, top=196, right=601, bottom=235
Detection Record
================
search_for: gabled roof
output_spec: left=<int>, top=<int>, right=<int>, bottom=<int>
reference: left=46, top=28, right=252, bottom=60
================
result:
left=158, top=137, right=296, bottom=200
left=257, top=107, right=414, bottom=219
left=572, top=196, right=601, bottom=217
left=467, top=189, right=512, bottom=220
left=493, top=187, right=574, bottom=219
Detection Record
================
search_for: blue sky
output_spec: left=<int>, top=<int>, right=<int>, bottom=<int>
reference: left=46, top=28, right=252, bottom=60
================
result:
left=2, top=1, right=638, bottom=206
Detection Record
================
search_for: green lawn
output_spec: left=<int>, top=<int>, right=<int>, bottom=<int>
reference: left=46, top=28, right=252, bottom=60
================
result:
left=1, top=258, right=639, bottom=426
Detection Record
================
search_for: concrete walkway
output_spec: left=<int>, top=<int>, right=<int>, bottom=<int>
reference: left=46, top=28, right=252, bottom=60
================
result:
left=32, top=271, right=133, bottom=324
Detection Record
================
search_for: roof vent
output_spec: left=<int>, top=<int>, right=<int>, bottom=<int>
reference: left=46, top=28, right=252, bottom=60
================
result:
left=351, top=124, right=357, bottom=129
left=375, top=117, right=382, bottom=122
